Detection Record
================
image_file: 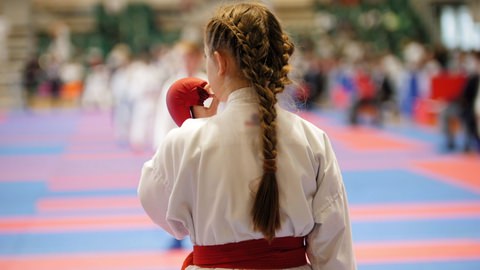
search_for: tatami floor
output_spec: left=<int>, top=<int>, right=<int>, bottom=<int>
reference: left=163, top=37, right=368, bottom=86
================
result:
left=0, top=107, right=479, bottom=269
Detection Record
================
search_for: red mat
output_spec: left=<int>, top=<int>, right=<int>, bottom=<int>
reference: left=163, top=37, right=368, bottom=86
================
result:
left=412, top=155, right=480, bottom=193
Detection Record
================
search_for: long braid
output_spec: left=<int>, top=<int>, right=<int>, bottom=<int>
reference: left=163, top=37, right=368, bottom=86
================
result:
left=205, top=3, right=294, bottom=241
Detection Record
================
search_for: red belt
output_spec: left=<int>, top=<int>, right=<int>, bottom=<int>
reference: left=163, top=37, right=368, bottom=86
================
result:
left=182, top=236, right=307, bottom=269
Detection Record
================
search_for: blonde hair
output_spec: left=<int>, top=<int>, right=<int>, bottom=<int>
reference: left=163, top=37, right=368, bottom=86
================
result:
left=205, top=2, right=294, bottom=241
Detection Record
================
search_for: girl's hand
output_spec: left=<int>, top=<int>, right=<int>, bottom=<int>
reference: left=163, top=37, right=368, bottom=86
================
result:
left=191, top=84, right=219, bottom=118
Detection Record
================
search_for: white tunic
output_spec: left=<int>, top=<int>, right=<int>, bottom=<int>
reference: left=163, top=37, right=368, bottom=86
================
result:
left=138, top=87, right=356, bottom=270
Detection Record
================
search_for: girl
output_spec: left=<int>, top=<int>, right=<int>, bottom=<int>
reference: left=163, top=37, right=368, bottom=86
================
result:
left=138, top=2, right=356, bottom=269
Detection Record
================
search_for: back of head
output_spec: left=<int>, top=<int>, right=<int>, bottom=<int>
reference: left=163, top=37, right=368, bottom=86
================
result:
left=205, top=2, right=295, bottom=241
left=205, top=2, right=294, bottom=94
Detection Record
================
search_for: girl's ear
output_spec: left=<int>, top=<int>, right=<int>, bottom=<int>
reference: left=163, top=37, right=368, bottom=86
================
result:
left=213, top=51, right=227, bottom=76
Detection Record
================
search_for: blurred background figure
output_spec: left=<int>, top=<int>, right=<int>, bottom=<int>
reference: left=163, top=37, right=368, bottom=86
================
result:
left=42, top=53, right=64, bottom=106
left=292, top=39, right=327, bottom=111
left=399, top=41, right=425, bottom=120
left=80, top=48, right=111, bottom=110
left=153, top=40, right=206, bottom=150
left=457, top=51, right=480, bottom=152
left=348, top=52, right=396, bottom=126
left=59, top=55, right=84, bottom=106
left=127, top=47, right=161, bottom=152
left=109, top=43, right=132, bottom=146
left=48, top=22, right=73, bottom=65
left=21, top=53, right=41, bottom=108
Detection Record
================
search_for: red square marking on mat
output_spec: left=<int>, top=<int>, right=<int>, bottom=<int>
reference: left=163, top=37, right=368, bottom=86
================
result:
left=328, top=127, right=425, bottom=151
left=411, top=155, right=480, bottom=193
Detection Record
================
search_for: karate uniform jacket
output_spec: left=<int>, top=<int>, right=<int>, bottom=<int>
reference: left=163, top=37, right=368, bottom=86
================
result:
left=139, top=87, right=356, bottom=270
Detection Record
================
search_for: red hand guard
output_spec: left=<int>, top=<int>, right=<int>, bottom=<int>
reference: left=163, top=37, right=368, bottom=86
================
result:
left=166, top=77, right=211, bottom=126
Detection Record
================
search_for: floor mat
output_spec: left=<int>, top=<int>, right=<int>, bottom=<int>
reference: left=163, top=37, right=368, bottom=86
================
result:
left=0, top=108, right=479, bottom=269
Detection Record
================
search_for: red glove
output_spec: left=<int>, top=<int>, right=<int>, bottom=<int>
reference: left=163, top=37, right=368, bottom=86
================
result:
left=166, top=77, right=211, bottom=126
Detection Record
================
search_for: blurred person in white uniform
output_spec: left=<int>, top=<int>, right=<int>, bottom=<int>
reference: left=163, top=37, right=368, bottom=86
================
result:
left=128, top=48, right=162, bottom=151
left=138, top=2, right=356, bottom=270
left=59, top=57, right=85, bottom=105
left=81, top=48, right=112, bottom=110
left=399, top=41, right=425, bottom=118
left=153, top=41, right=206, bottom=149
left=108, top=44, right=132, bottom=145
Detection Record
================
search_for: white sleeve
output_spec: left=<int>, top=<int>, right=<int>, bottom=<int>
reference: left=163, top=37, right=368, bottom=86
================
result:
left=306, top=133, right=356, bottom=270
left=137, top=138, right=189, bottom=239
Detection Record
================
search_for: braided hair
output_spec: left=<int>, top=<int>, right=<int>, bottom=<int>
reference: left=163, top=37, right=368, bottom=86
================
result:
left=205, top=2, right=294, bottom=241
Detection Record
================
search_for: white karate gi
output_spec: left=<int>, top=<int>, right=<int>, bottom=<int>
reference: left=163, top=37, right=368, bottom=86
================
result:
left=128, top=61, right=162, bottom=150
left=81, top=64, right=112, bottom=109
left=111, top=65, right=133, bottom=143
left=139, top=87, right=356, bottom=270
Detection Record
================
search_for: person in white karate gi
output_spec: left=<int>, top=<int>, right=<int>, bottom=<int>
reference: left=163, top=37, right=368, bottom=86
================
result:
left=109, top=44, right=132, bottom=145
left=128, top=49, right=162, bottom=151
left=138, top=2, right=356, bottom=270
left=81, top=50, right=112, bottom=110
